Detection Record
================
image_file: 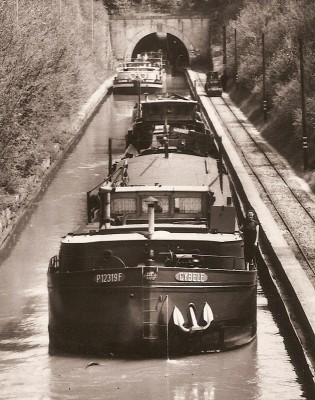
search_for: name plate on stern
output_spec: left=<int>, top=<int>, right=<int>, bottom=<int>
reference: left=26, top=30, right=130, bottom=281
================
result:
left=175, top=272, right=208, bottom=282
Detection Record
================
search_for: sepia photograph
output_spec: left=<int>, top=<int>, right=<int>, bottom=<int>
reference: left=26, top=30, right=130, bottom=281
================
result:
left=0, top=0, right=315, bottom=399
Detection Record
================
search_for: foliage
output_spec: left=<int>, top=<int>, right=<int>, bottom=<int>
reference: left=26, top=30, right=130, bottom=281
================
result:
left=101, top=0, right=229, bottom=16
left=226, top=0, right=315, bottom=169
left=0, top=0, right=112, bottom=205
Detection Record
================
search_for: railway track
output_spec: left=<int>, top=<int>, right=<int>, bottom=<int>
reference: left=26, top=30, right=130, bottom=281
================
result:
left=207, top=93, right=315, bottom=283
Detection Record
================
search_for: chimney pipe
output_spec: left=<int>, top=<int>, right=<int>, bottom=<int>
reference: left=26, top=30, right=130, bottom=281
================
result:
left=148, top=203, right=155, bottom=238
left=144, top=196, right=158, bottom=238
left=101, top=186, right=112, bottom=229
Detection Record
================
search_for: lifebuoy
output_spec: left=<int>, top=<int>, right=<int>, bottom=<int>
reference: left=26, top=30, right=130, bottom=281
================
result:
left=139, top=72, right=147, bottom=80
left=130, top=73, right=136, bottom=80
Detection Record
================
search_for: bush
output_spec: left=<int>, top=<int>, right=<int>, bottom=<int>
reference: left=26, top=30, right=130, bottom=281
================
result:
left=227, top=0, right=315, bottom=172
left=0, top=0, right=112, bottom=196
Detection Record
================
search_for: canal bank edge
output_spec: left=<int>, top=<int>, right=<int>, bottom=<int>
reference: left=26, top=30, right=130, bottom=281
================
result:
left=0, top=76, right=114, bottom=250
left=186, top=68, right=315, bottom=382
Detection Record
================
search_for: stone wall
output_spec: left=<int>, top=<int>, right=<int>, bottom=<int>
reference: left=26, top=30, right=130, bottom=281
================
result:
left=109, top=15, right=213, bottom=64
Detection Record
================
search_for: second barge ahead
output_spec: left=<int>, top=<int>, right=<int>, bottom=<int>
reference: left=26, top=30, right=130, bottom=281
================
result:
left=112, top=52, right=165, bottom=94
left=48, top=94, right=257, bottom=357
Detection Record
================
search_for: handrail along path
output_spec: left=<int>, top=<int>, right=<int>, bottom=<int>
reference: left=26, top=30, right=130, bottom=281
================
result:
left=209, top=94, right=315, bottom=281
left=186, top=68, right=315, bottom=381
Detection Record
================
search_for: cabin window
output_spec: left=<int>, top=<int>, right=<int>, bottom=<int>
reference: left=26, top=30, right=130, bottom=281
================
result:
left=174, top=197, right=202, bottom=213
left=141, top=195, right=169, bottom=214
left=117, top=72, right=127, bottom=79
left=147, top=71, right=156, bottom=79
left=111, top=198, right=136, bottom=214
left=147, top=104, right=162, bottom=116
left=153, top=124, right=168, bottom=134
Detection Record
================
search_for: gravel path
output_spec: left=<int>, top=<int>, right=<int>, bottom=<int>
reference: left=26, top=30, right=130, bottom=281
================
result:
left=210, top=93, right=315, bottom=286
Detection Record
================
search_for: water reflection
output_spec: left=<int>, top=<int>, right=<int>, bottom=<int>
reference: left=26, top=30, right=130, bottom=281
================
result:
left=46, top=335, right=304, bottom=400
left=0, top=76, right=312, bottom=399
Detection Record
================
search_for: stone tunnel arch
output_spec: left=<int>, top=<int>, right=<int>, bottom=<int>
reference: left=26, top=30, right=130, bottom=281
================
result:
left=132, top=33, right=189, bottom=67
left=124, top=25, right=195, bottom=65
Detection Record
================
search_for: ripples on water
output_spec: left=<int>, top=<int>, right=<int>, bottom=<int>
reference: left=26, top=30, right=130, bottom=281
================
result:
left=0, top=78, right=313, bottom=399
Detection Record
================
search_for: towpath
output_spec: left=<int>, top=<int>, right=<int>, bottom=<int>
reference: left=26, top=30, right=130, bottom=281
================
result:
left=187, top=69, right=315, bottom=381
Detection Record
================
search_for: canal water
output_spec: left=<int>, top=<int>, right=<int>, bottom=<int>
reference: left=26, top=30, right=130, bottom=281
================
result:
left=0, top=75, right=314, bottom=400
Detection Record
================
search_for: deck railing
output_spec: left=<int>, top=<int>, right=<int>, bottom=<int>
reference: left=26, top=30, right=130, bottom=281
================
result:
left=52, top=253, right=245, bottom=273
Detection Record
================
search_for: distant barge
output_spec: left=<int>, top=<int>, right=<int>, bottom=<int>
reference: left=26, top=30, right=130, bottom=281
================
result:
left=113, top=52, right=165, bottom=94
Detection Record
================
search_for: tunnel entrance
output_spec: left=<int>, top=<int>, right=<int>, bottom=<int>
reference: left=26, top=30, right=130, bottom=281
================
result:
left=131, top=33, right=189, bottom=67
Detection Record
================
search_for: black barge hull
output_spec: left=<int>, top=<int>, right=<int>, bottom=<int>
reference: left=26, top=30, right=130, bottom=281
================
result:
left=48, top=266, right=257, bottom=356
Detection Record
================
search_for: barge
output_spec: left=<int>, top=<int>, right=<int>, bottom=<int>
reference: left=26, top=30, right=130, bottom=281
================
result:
left=113, top=53, right=165, bottom=94
left=48, top=95, right=257, bottom=356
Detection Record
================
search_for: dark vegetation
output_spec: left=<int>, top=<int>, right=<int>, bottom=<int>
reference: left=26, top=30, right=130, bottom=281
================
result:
left=224, top=0, right=315, bottom=189
left=102, top=0, right=242, bottom=16
left=0, top=0, right=112, bottom=211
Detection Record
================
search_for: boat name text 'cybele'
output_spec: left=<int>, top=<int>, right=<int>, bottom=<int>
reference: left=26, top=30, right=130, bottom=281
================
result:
left=175, top=272, right=208, bottom=282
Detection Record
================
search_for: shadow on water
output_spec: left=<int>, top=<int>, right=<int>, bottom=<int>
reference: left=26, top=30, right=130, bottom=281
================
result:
left=257, top=264, right=315, bottom=399
left=0, top=294, right=46, bottom=356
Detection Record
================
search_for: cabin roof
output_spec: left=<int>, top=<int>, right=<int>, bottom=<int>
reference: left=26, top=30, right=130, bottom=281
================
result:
left=107, top=154, right=230, bottom=204
left=62, top=231, right=241, bottom=244
left=141, top=98, right=197, bottom=105
left=100, top=185, right=210, bottom=193
left=121, top=66, right=159, bottom=70
left=116, top=153, right=226, bottom=189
